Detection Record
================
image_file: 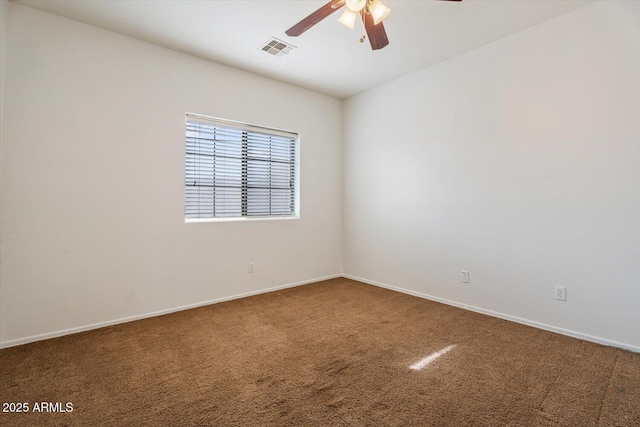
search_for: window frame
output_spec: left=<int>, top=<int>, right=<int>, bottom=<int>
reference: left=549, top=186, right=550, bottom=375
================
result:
left=184, top=113, right=300, bottom=223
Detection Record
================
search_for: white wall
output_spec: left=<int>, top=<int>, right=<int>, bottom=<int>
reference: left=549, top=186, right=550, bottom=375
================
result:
left=0, top=0, right=6, bottom=143
left=0, top=0, right=9, bottom=344
left=344, top=1, right=640, bottom=350
left=0, top=3, right=342, bottom=346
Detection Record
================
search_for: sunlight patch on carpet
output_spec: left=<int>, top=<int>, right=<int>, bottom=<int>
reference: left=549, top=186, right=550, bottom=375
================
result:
left=409, top=344, right=457, bottom=371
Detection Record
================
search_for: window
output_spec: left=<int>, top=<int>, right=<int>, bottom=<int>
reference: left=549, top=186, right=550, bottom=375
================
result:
left=185, top=114, right=298, bottom=220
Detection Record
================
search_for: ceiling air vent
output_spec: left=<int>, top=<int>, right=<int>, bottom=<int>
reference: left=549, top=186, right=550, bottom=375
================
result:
left=260, top=38, right=296, bottom=57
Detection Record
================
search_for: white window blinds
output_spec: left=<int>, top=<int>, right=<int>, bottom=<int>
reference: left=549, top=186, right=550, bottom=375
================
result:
left=185, top=115, right=298, bottom=219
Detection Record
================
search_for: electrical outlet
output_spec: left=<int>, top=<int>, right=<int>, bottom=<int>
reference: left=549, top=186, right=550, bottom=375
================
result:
left=248, top=262, right=254, bottom=273
left=462, top=271, right=470, bottom=283
left=555, top=286, right=566, bottom=301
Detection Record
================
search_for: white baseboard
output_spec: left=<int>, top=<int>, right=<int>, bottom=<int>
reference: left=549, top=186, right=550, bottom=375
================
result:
left=4, top=273, right=638, bottom=353
left=342, top=274, right=640, bottom=353
left=0, top=274, right=342, bottom=349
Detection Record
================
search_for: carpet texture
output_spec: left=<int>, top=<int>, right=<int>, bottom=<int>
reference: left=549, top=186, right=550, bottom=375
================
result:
left=1, top=278, right=639, bottom=426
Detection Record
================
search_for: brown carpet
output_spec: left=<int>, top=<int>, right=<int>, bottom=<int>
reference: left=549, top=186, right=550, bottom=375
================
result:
left=1, top=278, right=639, bottom=426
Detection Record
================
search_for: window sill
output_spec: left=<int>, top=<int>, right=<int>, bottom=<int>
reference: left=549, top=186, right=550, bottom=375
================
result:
left=185, top=215, right=300, bottom=224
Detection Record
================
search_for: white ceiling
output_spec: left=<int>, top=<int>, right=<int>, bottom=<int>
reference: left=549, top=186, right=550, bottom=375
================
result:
left=15, top=0, right=593, bottom=99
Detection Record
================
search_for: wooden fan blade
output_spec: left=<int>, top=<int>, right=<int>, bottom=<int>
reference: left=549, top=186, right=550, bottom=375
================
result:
left=286, top=0, right=345, bottom=37
left=363, top=11, right=389, bottom=50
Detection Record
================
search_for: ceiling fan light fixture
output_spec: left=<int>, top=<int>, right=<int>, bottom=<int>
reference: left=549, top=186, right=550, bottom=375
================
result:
left=345, top=0, right=367, bottom=12
left=338, top=8, right=358, bottom=29
left=368, top=0, right=391, bottom=25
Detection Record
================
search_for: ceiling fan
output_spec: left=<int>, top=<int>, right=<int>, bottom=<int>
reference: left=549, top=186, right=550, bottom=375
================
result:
left=285, top=0, right=462, bottom=51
